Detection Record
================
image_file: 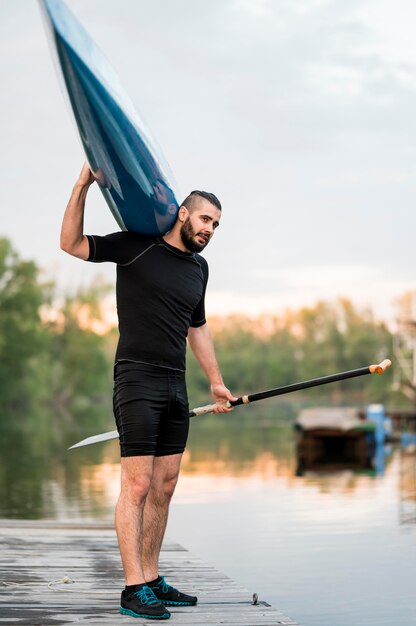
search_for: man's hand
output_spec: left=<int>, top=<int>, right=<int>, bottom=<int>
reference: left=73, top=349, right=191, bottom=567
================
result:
left=77, top=162, right=96, bottom=187
left=60, top=162, right=94, bottom=260
left=210, top=383, right=237, bottom=414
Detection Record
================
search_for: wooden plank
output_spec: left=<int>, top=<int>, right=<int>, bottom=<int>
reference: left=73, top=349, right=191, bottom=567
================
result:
left=0, top=521, right=300, bottom=625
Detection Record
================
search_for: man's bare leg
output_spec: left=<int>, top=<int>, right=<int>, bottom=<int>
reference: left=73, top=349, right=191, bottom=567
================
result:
left=115, top=455, right=155, bottom=585
left=141, top=453, right=183, bottom=582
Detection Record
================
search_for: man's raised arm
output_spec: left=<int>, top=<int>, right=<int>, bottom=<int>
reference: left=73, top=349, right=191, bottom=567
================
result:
left=60, top=162, right=95, bottom=260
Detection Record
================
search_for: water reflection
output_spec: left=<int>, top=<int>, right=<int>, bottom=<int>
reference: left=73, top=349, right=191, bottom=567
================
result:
left=1, top=408, right=414, bottom=626
left=399, top=444, right=416, bottom=525
left=0, top=408, right=413, bottom=522
left=0, top=409, right=116, bottom=520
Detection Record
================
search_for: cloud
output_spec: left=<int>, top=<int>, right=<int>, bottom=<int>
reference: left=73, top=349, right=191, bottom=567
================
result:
left=0, top=0, right=414, bottom=324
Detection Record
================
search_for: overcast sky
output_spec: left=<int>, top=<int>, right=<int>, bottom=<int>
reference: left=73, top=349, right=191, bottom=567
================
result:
left=1, top=0, right=415, bottom=323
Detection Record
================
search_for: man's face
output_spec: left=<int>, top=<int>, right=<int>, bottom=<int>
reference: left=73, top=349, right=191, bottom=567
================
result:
left=180, top=200, right=221, bottom=253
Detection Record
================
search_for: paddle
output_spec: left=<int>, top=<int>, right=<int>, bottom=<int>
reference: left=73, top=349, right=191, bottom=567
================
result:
left=68, top=359, right=391, bottom=449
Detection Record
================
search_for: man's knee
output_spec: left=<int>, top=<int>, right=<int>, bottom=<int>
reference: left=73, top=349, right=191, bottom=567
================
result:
left=120, top=457, right=154, bottom=504
left=121, top=475, right=152, bottom=504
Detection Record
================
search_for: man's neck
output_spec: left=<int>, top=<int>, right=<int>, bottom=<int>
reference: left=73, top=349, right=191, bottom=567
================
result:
left=163, top=230, right=189, bottom=253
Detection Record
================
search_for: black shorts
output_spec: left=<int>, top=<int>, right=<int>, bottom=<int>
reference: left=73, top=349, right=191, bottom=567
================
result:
left=113, top=361, right=190, bottom=457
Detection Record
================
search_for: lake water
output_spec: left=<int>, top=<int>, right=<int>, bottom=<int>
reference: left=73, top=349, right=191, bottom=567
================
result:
left=1, top=408, right=415, bottom=626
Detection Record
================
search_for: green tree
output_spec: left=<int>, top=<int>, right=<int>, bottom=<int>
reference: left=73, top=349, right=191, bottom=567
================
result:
left=0, top=238, right=114, bottom=430
left=0, top=238, right=50, bottom=412
left=46, top=281, right=113, bottom=425
left=294, top=301, right=345, bottom=383
left=186, top=299, right=395, bottom=410
left=339, top=298, right=392, bottom=402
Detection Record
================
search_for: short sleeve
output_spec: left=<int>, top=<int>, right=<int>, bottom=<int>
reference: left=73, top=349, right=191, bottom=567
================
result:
left=86, top=231, right=152, bottom=264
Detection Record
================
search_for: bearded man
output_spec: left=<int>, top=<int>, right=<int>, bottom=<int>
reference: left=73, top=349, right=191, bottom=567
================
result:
left=60, top=163, right=235, bottom=620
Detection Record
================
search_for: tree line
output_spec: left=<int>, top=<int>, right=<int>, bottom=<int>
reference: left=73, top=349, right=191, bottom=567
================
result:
left=0, top=237, right=400, bottom=432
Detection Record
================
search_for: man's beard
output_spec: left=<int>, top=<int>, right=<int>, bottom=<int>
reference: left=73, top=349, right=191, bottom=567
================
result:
left=180, top=217, right=209, bottom=252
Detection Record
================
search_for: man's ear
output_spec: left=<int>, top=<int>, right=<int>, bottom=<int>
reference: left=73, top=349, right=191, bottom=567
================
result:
left=178, top=206, right=189, bottom=222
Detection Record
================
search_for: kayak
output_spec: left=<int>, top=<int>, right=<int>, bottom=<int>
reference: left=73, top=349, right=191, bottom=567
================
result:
left=40, top=0, right=180, bottom=236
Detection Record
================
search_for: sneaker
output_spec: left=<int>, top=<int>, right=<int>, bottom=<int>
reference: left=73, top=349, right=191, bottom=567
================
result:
left=120, top=585, right=171, bottom=620
left=149, top=576, right=198, bottom=607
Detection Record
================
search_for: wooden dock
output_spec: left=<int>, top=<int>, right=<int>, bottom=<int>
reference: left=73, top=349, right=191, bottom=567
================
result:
left=0, top=520, right=299, bottom=625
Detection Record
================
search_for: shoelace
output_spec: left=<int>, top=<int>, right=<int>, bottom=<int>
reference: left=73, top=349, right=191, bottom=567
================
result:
left=158, top=577, right=177, bottom=594
left=134, top=586, right=160, bottom=605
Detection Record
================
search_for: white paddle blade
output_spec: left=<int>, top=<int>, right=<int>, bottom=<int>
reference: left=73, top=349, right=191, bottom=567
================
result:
left=68, top=430, right=119, bottom=449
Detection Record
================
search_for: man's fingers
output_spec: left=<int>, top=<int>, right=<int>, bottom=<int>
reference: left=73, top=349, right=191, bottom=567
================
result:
left=212, top=402, right=234, bottom=414
left=78, top=162, right=95, bottom=186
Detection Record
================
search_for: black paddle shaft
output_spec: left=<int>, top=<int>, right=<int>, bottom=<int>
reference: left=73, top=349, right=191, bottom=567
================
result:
left=189, top=360, right=391, bottom=417
left=232, top=366, right=371, bottom=405
left=68, top=360, right=391, bottom=448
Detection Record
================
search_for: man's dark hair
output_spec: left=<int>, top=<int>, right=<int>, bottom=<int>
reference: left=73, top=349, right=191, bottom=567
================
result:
left=181, top=190, right=222, bottom=212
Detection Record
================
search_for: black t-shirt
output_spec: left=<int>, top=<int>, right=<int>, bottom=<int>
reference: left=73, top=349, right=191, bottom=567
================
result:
left=86, top=231, right=208, bottom=371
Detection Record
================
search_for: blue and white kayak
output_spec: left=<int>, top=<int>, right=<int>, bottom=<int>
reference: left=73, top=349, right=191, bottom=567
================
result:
left=40, top=0, right=179, bottom=236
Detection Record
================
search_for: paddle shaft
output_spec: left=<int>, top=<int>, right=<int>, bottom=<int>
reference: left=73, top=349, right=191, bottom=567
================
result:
left=190, top=359, right=391, bottom=416
left=68, top=359, right=391, bottom=448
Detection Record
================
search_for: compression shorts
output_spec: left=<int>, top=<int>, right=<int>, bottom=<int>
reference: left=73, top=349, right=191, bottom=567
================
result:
left=113, top=361, right=190, bottom=457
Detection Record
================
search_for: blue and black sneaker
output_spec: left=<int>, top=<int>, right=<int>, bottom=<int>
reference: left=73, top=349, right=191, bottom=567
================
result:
left=120, top=585, right=171, bottom=620
left=148, top=576, right=198, bottom=607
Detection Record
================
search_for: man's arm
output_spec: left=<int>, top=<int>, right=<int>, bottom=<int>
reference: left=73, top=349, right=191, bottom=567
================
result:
left=187, top=324, right=236, bottom=413
left=60, top=163, right=95, bottom=260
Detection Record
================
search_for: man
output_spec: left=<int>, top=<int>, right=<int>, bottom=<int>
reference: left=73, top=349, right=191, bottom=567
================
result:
left=60, top=163, right=235, bottom=620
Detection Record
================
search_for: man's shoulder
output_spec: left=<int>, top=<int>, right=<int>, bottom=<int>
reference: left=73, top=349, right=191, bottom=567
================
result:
left=194, top=252, right=208, bottom=266
left=106, top=230, right=157, bottom=249
left=91, top=230, right=157, bottom=264
left=112, top=230, right=155, bottom=242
